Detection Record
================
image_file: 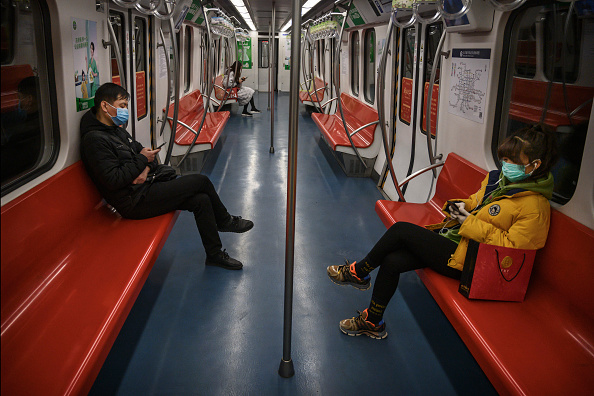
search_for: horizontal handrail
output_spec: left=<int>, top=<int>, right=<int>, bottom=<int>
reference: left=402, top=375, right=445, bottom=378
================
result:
left=320, top=97, right=338, bottom=109
left=166, top=117, right=199, bottom=136
left=349, top=120, right=379, bottom=137
left=398, top=162, right=445, bottom=188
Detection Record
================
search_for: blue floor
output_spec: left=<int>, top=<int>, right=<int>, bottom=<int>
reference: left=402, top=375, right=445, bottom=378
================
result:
left=91, top=92, right=496, bottom=395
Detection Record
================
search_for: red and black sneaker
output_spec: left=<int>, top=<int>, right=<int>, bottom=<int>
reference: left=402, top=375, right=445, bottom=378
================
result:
left=339, top=309, right=387, bottom=339
left=327, top=260, right=371, bottom=291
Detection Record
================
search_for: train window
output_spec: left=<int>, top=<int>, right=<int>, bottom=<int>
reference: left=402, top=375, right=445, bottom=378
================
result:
left=399, top=27, right=415, bottom=125
left=543, top=8, right=580, bottom=83
left=259, top=39, right=269, bottom=68
left=495, top=2, right=593, bottom=205
left=109, top=11, right=125, bottom=85
left=421, top=23, right=443, bottom=136
left=363, top=29, right=375, bottom=104
left=184, top=26, right=192, bottom=93
left=1, top=0, right=59, bottom=194
left=316, top=40, right=322, bottom=77
left=134, top=17, right=147, bottom=120
left=1, top=0, right=15, bottom=64
left=351, top=31, right=359, bottom=96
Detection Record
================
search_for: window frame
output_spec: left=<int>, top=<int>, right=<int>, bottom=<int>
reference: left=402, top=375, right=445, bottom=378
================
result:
left=184, top=25, right=192, bottom=93
left=350, top=31, right=360, bottom=97
left=363, top=28, right=375, bottom=104
left=1, top=0, right=60, bottom=197
left=492, top=1, right=591, bottom=205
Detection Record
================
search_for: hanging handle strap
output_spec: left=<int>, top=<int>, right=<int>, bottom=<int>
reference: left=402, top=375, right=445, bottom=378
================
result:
left=495, top=249, right=526, bottom=282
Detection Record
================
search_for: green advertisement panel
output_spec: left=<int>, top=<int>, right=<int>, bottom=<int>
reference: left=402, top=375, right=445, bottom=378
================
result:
left=185, top=0, right=205, bottom=25
left=238, top=37, right=252, bottom=69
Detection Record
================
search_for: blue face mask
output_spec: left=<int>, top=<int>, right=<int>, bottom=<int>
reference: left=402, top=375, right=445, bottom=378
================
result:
left=106, top=102, right=129, bottom=126
left=501, top=160, right=534, bottom=182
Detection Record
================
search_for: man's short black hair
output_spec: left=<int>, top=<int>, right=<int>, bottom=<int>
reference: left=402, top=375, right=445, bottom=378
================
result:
left=93, top=83, right=130, bottom=111
left=18, top=76, right=39, bottom=98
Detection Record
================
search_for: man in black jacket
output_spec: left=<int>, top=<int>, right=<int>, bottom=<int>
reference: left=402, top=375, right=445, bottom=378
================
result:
left=80, top=83, right=252, bottom=270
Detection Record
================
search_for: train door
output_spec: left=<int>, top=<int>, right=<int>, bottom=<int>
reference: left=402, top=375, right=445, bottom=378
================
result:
left=107, top=7, right=153, bottom=148
left=380, top=21, right=444, bottom=202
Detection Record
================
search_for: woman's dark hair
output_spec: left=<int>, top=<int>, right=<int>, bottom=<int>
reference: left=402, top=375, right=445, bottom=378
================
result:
left=90, top=42, right=95, bottom=52
left=497, top=124, right=559, bottom=180
left=93, top=83, right=130, bottom=111
left=227, top=61, right=242, bottom=80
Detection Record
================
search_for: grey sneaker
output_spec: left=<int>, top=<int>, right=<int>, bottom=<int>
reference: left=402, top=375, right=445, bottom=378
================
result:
left=327, top=260, right=371, bottom=290
left=339, top=309, right=387, bottom=339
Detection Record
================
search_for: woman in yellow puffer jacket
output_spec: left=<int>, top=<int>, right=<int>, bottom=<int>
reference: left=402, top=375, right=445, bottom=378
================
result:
left=326, top=125, right=558, bottom=339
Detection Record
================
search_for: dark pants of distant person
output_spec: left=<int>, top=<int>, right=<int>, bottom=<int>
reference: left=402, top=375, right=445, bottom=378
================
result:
left=361, top=222, right=462, bottom=307
left=122, top=174, right=230, bottom=257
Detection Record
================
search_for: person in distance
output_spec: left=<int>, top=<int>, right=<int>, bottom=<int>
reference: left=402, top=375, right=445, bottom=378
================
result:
left=223, top=61, right=260, bottom=117
left=80, top=83, right=253, bottom=270
left=327, top=125, right=558, bottom=339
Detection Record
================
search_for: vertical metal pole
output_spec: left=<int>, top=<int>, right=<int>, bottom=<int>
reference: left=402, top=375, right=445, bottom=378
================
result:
left=270, top=2, right=276, bottom=153
left=268, top=22, right=271, bottom=110
left=278, top=0, right=301, bottom=379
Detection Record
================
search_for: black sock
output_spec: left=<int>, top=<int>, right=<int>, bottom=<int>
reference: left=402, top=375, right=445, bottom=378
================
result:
left=354, top=256, right=375, bottom=278
left=367, top=297, right=387, bottom=325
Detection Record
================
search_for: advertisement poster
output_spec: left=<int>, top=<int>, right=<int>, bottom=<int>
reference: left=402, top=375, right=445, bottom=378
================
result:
left=238, top=37, right=252, bottom=69
left=284, top=36, right=291, bottom=70
left=422, top=82, right=439, bottom=136
left=400, top=77, right=413, bottom=123
left=136, top=71, right=146, bottom=118
left=72, top=18, right=99, bottom=112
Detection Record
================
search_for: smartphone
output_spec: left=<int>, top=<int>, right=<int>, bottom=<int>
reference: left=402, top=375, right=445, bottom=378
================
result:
left=447, top=200, right=461, bottom=215
left=155, top=142, right=166, bottom=149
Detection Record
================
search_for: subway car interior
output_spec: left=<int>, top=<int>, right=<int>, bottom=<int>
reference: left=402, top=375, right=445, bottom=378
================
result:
left=1, top=0, right=594, bottom=394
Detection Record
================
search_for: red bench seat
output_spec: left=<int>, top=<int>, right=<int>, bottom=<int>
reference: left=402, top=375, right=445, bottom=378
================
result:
left=375, top=153, right=594, bottom=395
left=509, top=78, right=594, bottom=129
left=1, top=162, right=179, bottom=396
left=166, top=89, right=230, bottom=148
left=299, top=77, right=326, bottom=103
left=311, top=93, right=378, bottom=150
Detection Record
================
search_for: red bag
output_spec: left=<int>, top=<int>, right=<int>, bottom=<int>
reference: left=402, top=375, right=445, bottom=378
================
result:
left=459, top=240, right=537, bottom=302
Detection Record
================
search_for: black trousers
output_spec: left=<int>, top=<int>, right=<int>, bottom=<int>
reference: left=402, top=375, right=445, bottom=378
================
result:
left=366, top=222, right=461, bottom=306
left=121, top=174, right=231, bottom=257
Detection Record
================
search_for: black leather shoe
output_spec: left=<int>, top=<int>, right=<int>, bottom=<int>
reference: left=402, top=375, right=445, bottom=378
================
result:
left=250, top=108, right=261, bottom=114
left=205, top=249, right=243, bottom=270
left=218, top=215, right=254, bottom=233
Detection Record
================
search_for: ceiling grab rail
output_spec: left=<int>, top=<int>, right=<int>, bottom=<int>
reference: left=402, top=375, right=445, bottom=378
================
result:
left=392, top=1, right=417, bottom=29
left=135, top=0, right=162, bottom=14
left=103, top=9, right=126, bottom=89
left=112, top=0, right=141, bottom=8
left=162, top=1, right=180, bottom=165
left=176, top=6, right=220, bottom=167
left=414, top=1, right=442, bottom=24
left=487, top=0, right=527, bottom=12
left=437, top=0, right=472, bottom=20
left=376, top=11, right=406, bottom=201
left=150, top=0, right=176, bottom=20
left=332, top=0, right=368, bottom=169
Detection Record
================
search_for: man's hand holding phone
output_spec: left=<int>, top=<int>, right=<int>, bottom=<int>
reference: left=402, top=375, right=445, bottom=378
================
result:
left=140, top=147, right=160, bottom=162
